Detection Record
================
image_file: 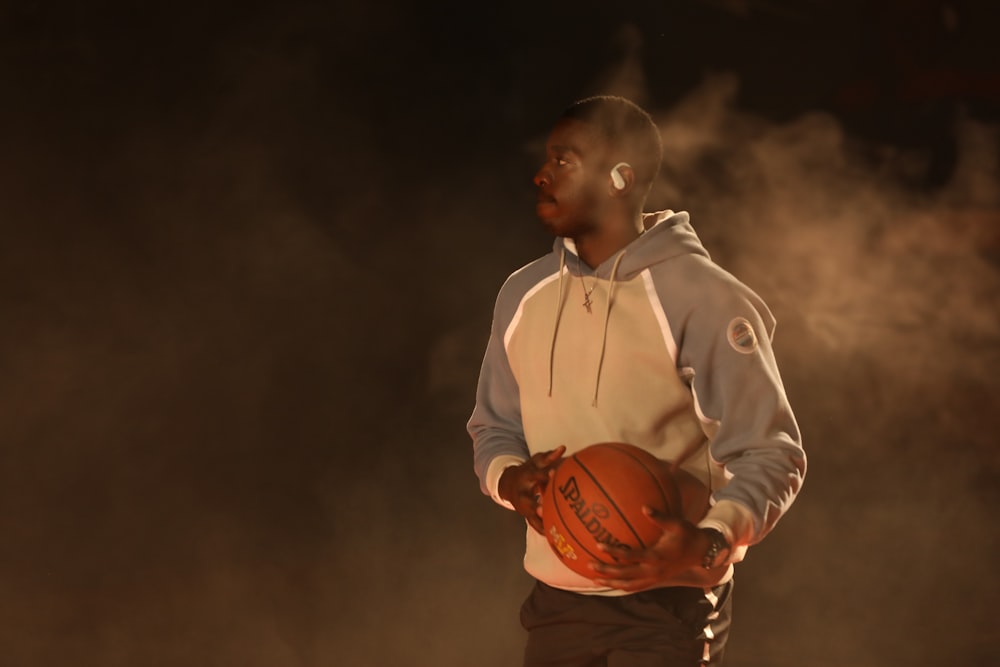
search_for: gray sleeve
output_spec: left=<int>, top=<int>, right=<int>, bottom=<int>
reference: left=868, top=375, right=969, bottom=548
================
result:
left=467, top=281, right=531, bottom=497
left=673, top=269, right=806, bottom=544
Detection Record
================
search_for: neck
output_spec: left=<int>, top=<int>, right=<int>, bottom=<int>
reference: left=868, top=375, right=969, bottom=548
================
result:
left=573, top=212, right=644, bottom=268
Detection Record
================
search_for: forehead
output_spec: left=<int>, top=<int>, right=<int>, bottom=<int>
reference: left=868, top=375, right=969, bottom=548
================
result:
left=546, top=117, right=607, bottom=156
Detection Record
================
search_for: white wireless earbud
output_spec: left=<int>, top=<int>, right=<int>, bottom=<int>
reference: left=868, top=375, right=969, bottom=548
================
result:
left=610, top=162, right=631, bottom=190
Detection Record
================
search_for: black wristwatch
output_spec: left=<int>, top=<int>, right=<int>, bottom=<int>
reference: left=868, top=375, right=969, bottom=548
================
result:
left=700, top=527, right=732, bottom=570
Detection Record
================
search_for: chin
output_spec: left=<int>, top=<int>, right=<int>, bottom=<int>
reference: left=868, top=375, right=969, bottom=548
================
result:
left=537, top=217, right=565, bottom=237
left=536, top=209, right=557, bottom=227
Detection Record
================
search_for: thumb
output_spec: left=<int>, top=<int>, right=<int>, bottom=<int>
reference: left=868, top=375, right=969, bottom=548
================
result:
left=641, top=505, right=676, bottom=527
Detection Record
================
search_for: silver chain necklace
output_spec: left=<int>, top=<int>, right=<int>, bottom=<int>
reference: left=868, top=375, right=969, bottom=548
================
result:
left=577, top=255, right=598, bottom=314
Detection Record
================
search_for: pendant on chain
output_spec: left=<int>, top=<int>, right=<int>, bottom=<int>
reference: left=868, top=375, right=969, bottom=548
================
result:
left=577, top=256, right=597, bottom=314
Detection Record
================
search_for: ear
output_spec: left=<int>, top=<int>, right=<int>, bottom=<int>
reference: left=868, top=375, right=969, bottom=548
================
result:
left=609, top=162, right=634, bottom=196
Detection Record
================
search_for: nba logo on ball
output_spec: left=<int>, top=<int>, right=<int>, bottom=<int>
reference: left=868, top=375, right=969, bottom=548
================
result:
left=541, top=442, right=682, bottom=579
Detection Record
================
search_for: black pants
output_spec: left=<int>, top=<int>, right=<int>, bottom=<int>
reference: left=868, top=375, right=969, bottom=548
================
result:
left=520, top=579, right=733, bottom=666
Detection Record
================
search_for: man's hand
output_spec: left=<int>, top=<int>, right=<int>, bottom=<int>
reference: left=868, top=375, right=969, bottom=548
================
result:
left=590, top=506, right=714, bottom=592
left=498, top=445, right=566, bottom=534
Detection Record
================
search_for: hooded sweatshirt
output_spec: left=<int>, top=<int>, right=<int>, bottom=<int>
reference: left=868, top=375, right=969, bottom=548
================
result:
left=468, top=210, right=805, bottom=594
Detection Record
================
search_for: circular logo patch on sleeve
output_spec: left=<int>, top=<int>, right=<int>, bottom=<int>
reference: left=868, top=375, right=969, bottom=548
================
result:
left=727, top=317, right=758, bottom=354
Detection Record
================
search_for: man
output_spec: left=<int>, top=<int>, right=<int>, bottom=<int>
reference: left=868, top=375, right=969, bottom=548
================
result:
left=468, top=96, right=806, bottom=666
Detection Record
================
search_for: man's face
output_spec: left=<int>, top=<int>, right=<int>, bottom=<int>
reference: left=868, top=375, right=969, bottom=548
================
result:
left=533, top=118, right=610, bottom=238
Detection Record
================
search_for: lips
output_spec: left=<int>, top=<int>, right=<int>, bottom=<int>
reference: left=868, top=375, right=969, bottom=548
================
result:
left=536, top=195, right=557, bottom=217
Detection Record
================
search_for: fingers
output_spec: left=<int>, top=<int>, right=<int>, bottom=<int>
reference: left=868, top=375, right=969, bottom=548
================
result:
left=527, top=446, right=564, bottom=475
left=518, top=447, right=563, bottom=490
left=510, top=483, right=546, bottom=534
left=641, top=505, right=674, bottom=526
left=590, top=560, right=657, bottom=592
left=523, top=497, right=545, bottom=535
left=516, top=503, right=545, bottom=534
left=507, top=446, right=566, bottom=533
left=540, top=444, right=566, bottom=465
left=595, top=542, right=654, bottom=567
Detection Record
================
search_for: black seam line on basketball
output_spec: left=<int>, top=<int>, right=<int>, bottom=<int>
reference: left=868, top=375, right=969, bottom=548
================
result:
left=604, top=444, right=682, bottom=516
left=551, top=483, right=609, bottom=567
left=575, top=458, right=649, bottom=549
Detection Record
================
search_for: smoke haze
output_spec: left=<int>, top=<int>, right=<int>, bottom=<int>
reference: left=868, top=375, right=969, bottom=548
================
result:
left=1, top=2, right=998, bottom=666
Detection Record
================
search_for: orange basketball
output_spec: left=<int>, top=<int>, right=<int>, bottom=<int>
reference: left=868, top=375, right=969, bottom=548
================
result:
left=541, top=442, right=683, bottom=580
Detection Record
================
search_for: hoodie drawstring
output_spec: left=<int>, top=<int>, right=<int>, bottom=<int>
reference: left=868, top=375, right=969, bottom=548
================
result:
left=547, top=248, right=567, bottom=397
left=592, top=250, right=626, bottom=407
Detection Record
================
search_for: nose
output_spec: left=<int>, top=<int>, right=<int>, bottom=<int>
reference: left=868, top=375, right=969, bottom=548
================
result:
left=534, top=165, right=550, bottom=188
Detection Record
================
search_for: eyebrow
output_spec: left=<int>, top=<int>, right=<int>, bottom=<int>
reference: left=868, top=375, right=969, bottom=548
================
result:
left=549, top=143, right=585, bottom=157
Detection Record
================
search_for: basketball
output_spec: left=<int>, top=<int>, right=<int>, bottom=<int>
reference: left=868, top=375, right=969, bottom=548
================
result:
left=540, top=442, right=685, bottom=580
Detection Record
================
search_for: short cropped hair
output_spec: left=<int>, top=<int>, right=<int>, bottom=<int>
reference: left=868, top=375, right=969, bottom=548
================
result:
left=560, top=96, right=663, bottom=193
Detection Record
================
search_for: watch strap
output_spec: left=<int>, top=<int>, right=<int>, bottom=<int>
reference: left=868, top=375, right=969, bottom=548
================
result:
left=701, top=527, right=732, bottom=570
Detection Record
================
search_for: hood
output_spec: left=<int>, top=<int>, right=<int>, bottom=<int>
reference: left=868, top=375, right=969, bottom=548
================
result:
left=556, top=210, right=710, bottom=280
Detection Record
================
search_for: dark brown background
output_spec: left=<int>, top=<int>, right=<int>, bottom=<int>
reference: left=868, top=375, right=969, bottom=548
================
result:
left=2, top=1, right=999, bottom=665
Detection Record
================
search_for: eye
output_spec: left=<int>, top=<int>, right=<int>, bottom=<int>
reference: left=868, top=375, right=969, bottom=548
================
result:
left=554, top=156, right=569, bottom=167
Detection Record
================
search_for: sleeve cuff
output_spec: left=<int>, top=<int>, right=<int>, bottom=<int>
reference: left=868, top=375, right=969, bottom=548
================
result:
left=486, top=455, right=527, bottom=510
left=698, top=499, right=756, bottom=565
